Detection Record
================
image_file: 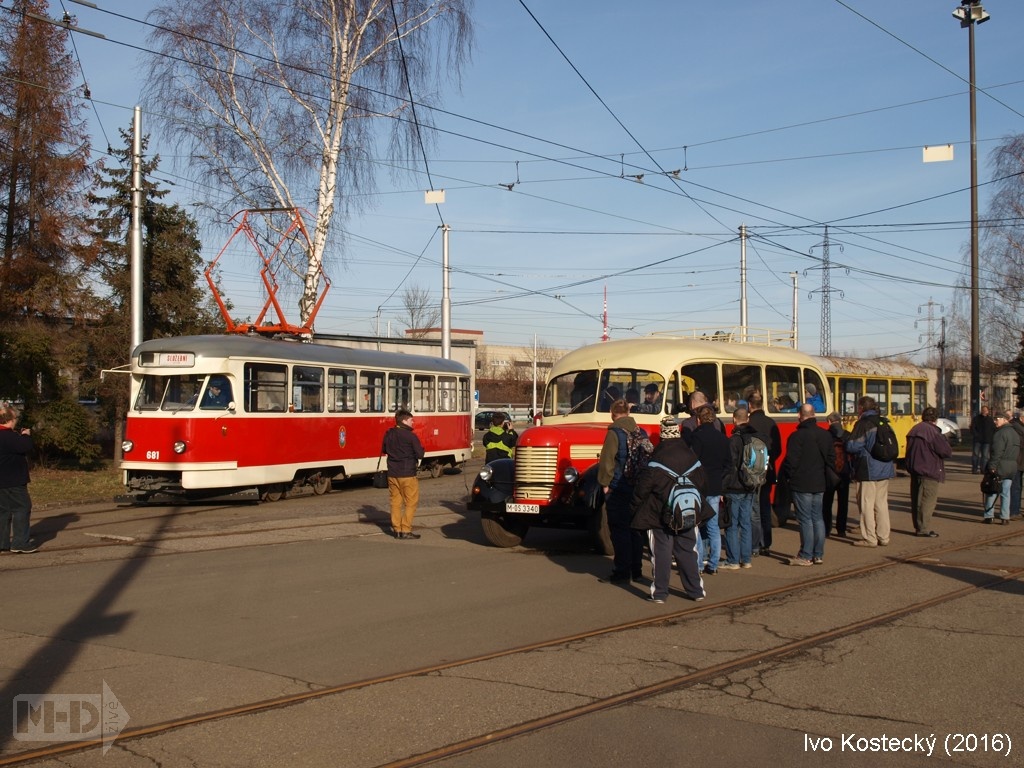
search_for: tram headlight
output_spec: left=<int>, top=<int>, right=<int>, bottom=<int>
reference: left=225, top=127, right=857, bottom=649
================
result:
left=173, top=441, right=187, bottom=454
left=478, top=465, right=494, bottom=482
left=121, top=440, right=134, bottom=454
left=562, top=466, right=579, bottom=484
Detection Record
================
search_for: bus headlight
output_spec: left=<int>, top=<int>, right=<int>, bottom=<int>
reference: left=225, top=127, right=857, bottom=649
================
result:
left=562, top=466, right=579, bottom=484
left=122, top=440, right=134, bottom=453
left=173, top=441, right=187, bottom=454
left=478, top=465, right=493, bottom=482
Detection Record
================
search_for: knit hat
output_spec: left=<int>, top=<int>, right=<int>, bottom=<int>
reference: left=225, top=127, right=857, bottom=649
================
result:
left=660, top=417, right=680, bottom=440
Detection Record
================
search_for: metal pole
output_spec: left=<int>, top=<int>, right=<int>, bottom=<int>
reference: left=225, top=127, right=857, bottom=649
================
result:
left=968, top=16, right=981, bottom=421
left=790, top=272, right=799, bottom=348
left=130, top=106, right=144, bottom=352
left=739, top=224, right=747, bottom=342
left=441, top=224, right=451, bottom=360
left=532, top=334, right=538, bottom=419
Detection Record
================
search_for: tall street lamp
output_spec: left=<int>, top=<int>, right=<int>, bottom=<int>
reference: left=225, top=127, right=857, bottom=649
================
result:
left=952, top=0, right=989, bottom=419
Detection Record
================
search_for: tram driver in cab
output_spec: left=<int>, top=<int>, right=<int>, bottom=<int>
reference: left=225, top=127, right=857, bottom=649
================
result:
left=201, top=377, right=233, bottom=409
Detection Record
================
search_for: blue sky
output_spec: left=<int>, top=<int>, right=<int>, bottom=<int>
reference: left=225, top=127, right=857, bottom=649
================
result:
left=63, top=1, right=1024, bottom=359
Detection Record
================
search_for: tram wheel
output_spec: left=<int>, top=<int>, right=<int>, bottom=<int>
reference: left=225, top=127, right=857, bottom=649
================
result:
left=429, top=461, right=444, bottom=479
left=261, top=484, right=286, bottom=502
left=311, top=475, right=331, bottom=495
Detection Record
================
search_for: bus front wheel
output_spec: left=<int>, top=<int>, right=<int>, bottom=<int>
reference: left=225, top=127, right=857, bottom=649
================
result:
left=481, top=514, right=528, bottom=548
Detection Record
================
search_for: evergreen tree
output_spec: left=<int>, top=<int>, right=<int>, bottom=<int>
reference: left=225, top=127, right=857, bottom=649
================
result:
left=0, top=0, right=93, bottom=318
left=86, top=126, right=222, bottom=458
left=0, top=0, right=95, bottom=418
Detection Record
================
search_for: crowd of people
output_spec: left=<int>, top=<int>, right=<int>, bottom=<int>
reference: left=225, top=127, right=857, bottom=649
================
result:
left=592, top=392, right=1024, bottom=605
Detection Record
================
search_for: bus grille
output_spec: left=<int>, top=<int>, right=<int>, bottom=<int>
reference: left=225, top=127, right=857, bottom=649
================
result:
left=515, top=446, right=559, bottom=500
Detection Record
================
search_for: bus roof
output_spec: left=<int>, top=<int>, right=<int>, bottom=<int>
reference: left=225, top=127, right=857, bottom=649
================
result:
left=551, top=336, right=823, bottom=375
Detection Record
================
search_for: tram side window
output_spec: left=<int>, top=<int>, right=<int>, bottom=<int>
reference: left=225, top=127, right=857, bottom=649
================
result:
left=327, top=368, right=357, bottom=412
left=891, top=380, right=912, bottom=416
left=292, top=366, right=323, bottom=413
left=389, top=373, right=412, bottom=412
left=913, top=381, right=927, bottom=416
left=458, top=377, right=471, bottom=412
left=867, top=378, right=888, bottom=415
left=244, top=364, right=287, bottom=412
left=679, top=362, right=719, bottom=414
left=415, top=374, right=436, bottom=412
left=360, top=371, right=385, bottom=413
left=439, top=376, right=457, bottom=412
left=837, top=378, right=862, bottom=416
left=766, top=365, right=800, bottom=413
left=722, top=364, right=764, bottom=413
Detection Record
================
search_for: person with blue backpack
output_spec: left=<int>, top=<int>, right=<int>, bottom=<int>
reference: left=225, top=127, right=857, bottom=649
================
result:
left=629, top=421, right=710, bottom=604
left=721, top=407, right=763, bottom=570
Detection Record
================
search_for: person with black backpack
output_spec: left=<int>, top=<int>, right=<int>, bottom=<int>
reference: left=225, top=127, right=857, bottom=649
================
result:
left=845, top=396, right=897, bottom=547
left=597, top=399, right=652, bottom=583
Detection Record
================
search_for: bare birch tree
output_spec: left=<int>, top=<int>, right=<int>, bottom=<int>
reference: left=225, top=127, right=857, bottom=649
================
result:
left=401, top=283, right=440, bottom=337
left=145, top=0, right=473, bottom=326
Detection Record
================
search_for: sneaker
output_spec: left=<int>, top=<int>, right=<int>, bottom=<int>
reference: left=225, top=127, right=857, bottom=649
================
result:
left=740, top=562, right=752, bottom=569
left=631, top=573, right=647, bottom=584
left=878, top=539, right=890, bottom=546
left=11, top=546, right=38, bottom=554
left=686, top=594, right=705, bottom=602
left=647, top=596, right=666, bottom=604
left=812, top=557, right=823, bottom=565
left=702, top=565, right=717, bottom=575
left=789, top=557, right=813, bottom=566
left=404, top=532, right=421, bottom=540
left=758, top=547, right=771, bottom=556
left=719, top=563, right=741, bottom=570
left=853, top=540, right=877, bottom=547
left=984, top=518, right=994, bottom=524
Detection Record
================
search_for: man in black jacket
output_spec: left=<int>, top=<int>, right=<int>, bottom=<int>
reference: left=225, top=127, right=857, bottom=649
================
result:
left=383, top=410, right=425, bottom=539
left=747, top=393, right=781, bottom=555
left=971, top=405, right=995, bottom=474
left=0, top=406, right=36, bottom=553
left=629, top=425, right=709, bottom=604
left=781, top=404, right=835, bottom=566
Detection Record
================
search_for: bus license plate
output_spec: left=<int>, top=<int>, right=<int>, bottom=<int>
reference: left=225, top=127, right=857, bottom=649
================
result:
left=505, top=502, right=540, bottom=515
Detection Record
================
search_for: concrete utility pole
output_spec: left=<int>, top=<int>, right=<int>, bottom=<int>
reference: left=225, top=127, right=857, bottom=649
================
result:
left=441, top=224, right=451, bottom=360
left=951, top=0, right=990, bottom=420
left=790, top=272, right=799, bottom=348
left=130, top=106, right=144, bottom=353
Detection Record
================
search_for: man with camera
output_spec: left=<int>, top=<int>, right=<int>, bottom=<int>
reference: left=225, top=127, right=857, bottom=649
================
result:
left=483, top=413, right=518, bottom=463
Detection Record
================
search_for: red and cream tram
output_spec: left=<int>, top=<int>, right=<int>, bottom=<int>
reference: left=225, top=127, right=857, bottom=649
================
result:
left=119, top=335, right=473, bottom=502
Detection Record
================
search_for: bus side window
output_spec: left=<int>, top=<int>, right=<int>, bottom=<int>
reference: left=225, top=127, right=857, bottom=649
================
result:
left=766, top=365, right=800, bottom=413
left=680, top=362, right=718, bottom=413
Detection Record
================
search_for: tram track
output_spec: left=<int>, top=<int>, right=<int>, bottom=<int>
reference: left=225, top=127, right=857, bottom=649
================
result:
left=3, top=527, right=1021, bottom=766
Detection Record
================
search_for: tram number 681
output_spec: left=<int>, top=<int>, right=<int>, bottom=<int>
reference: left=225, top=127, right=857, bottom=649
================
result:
left=146, top=451, right=160, bottom=460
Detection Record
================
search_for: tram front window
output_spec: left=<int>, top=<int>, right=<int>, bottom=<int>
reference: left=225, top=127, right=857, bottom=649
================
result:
left=135, top=374, right=205, bottom=411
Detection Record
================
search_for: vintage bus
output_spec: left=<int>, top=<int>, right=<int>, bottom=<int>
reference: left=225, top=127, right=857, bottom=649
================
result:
left=119, top=334, right=473, bottom=502
left=468, top=332, right=832, bottom=551
left=818, top=356, right=931, bottom=459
